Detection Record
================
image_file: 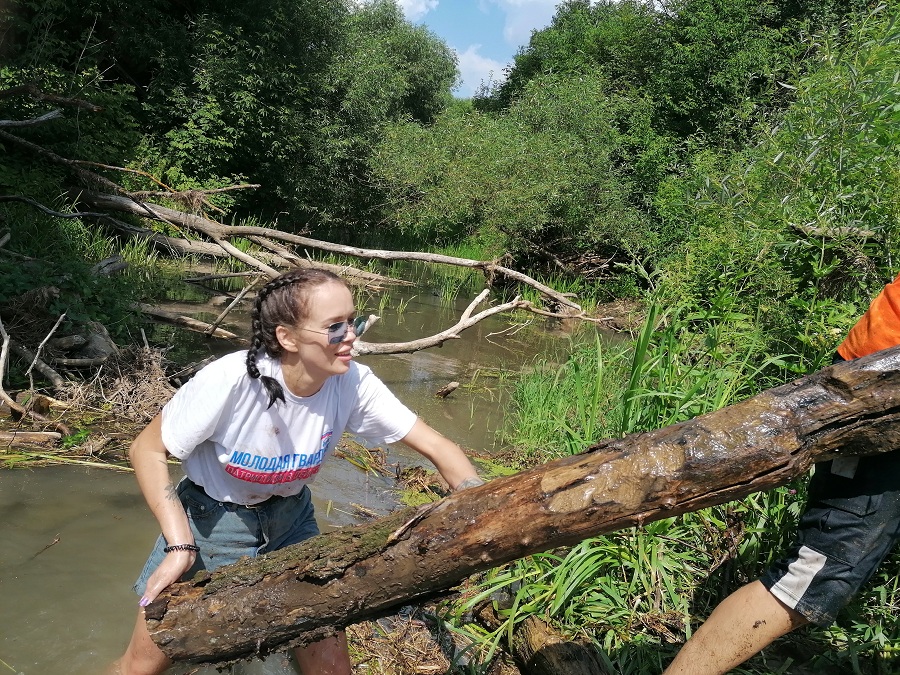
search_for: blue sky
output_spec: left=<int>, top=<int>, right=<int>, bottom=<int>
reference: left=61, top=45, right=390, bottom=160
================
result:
left=396, top=1, right=561, bottom=97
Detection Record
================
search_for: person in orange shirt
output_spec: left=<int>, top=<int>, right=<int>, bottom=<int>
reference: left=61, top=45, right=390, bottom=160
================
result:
left=664, top=273, right=900, bottom=675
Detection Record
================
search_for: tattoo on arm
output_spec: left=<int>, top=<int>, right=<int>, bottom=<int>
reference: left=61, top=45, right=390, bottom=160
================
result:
left=164, top=484, right=179, bottom=501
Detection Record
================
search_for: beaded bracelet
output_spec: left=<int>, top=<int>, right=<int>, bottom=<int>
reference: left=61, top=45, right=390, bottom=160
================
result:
left=163, top=543, right=200, bottom=553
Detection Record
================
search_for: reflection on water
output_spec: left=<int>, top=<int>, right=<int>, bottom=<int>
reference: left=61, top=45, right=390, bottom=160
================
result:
left=0, top=467, right=155, bottom=674
left=0, top=461, right=407, bottom=675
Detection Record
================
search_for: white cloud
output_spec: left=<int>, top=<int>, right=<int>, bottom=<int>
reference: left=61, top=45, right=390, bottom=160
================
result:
left=454, top=44, right=507, bottom=98
left=488, top=0, right=559, bottom=47
left=397, top=0, right=439, bottom=22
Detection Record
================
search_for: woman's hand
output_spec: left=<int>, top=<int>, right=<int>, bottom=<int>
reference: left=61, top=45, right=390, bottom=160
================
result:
left=400, top=419, right=482, bottom=491
left=131, top=414, right=197, bottom=605
left=139, top=550, right=196, bottom=606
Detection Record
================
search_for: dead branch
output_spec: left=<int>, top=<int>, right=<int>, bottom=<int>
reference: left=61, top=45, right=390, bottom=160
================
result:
left=137, top=304, right=243, bottom=342
left=792, top=222, right=877, bottom=240
left=0, top=319, right=71, bottom=434
left=71, top=159, right=259, bottom=214
left=205, top=276, right=262, bottom=337
left=186, top=273, right=259, bottom=283
left=0, top=430, right=61, bottom=445
left=91, top=255, right=129, bottom=276
left=101, top=214, right=247, bottom=258
left=434, top=382, right=460, bottom=398
left=78, top=192, right=583, bottom=311
left=26, top=313, right=67, bottom=380
left=0, top=194, right=110, bottom=220
left=0, top=316, right=16, bottom=409
left=168, top=356, right=216, bottom=386
left=49, top=356, right=109, bottom=368
left=0, top=110, right=65, bottom=127
left=4, top=194, right=405, bottom=290
left=0, top=129, right=124, bottom=195
left=352, top=290, right=530, bottom=356
left=10, top=344, right=66, bottom=390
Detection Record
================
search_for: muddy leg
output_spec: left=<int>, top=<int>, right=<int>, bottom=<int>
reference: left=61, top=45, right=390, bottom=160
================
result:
left=107, top=610, right=173, bottom=675
left=664, top=581, right=807, bottom=675
left=292, top=631, right=351, bottom=675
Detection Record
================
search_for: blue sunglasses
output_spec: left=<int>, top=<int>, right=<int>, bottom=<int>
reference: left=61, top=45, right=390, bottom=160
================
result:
left=304, top=316, right=369, bottom=344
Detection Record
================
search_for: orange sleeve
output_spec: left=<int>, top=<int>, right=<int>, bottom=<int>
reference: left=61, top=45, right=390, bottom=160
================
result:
left=838, top=273, right=900, bottom=360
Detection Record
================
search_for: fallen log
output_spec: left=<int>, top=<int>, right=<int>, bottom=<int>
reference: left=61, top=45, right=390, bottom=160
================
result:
left=137, top=304, right=243, bottom=342
left=147, top=347, right=900, bottom=667
left=476, top=601, right=605, bottom=675
left=79, top=191, right=583, bottom=312
left=0, top=430, right=62, bottom=445
left=513, top=616, right=607, bottom=675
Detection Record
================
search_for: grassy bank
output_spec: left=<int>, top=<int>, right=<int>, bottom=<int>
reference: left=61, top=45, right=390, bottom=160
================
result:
left=440, top=297, right=900, bottom=674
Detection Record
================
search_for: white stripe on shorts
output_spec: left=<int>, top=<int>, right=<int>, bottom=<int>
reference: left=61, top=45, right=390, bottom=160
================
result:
left=769, top=545, right=827, bottom=609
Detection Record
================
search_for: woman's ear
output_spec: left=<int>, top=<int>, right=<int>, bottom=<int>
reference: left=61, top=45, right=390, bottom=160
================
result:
left=275, top=325, right=300, bottom=353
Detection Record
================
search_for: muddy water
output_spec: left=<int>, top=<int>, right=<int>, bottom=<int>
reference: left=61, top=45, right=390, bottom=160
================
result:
left=0, top=276, right=604, bottom=674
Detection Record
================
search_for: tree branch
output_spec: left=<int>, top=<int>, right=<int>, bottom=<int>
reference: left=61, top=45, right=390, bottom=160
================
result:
left=352, top=290, right=529, bottom=356
left=0, top=110, right=65, bottom=127
left=80, top=192, right=584, bottom=312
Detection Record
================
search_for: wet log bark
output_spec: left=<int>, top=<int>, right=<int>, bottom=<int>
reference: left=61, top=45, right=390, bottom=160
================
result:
left=513, top=617, right=608, bottom=675
left=146, top=347, right=900, bottom=667
left=476, top=601, right=605, bottom=675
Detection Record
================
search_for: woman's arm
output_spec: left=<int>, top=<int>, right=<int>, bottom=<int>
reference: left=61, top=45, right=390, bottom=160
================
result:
left=130, top=413, right=196, bottom=604
left=399, top=419, right=482, bottom=491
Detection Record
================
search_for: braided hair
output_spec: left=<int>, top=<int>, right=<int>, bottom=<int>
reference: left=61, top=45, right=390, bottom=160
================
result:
left=246, top=268, right=346, bottom=407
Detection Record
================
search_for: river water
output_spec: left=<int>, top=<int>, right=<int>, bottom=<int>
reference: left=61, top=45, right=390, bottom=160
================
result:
left=0, top=271, right=600, bottom=674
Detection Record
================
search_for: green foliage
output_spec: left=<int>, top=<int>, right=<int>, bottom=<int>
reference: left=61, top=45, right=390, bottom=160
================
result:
left=3, top=0, right=460, bottom=234
left=656, top=5, right=900, bottom=368
left=483, top=0, right=661, bottom=108
left=505, top=296, right=791, bottom=462
left=650, top=0, right=799, bottom=143
left=372, top=72, right=657, bottom=275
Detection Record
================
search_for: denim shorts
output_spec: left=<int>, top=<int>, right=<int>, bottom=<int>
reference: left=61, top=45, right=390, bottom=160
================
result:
left=134, top=477, right=319, bottom=595
left=761, top=450, right=900, bottom=626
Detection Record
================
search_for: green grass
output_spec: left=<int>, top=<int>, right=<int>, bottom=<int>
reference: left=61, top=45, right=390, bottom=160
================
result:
left=447, top=295, right=900, bottom=674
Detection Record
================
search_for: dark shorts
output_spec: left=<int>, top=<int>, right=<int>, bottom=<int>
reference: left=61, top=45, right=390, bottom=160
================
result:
left=134, top=477, right=319, bottom=595
left=761, top=449, right=900, bottom=626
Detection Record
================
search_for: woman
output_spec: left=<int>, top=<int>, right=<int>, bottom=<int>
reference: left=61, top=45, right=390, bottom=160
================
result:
left=110, top=268, right=483, bottom=675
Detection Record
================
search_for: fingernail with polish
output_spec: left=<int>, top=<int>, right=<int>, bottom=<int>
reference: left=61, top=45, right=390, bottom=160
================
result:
left=139, top=597, right=151, bottom=607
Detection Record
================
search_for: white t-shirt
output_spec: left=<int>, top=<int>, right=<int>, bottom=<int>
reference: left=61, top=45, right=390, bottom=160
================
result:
left=160, top=351, right=417, bottom=505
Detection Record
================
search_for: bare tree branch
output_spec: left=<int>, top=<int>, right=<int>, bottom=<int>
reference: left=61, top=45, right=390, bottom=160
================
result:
left=0, top=130, right=124, bottom=194
left=205, top=276, right=262, bottom=337
left=352, top=290, right=530, bottom=356
left=136, top=304, right=244, bottom=342
left=25, top=313, right=67, bottom=378
left=80, top=192, right=584, bottom=312
left=0, top=318, right=71, bottom=434
left=0, top=194, right=110, bottom=219
left=0, top=110, right=65, bottom=127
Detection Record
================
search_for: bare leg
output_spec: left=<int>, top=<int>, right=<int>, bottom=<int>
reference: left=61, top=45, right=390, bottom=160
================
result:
left=293, top=631, right=351, bottom=675
left=107, top=610, right=173, bottom=675
left=664, top=581, right=808, bottom=675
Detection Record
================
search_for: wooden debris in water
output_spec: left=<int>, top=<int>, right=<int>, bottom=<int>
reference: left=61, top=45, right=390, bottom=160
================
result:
left=434, top=381, right=459, bottom=398
left=0, top=430, right=61, bottom=445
